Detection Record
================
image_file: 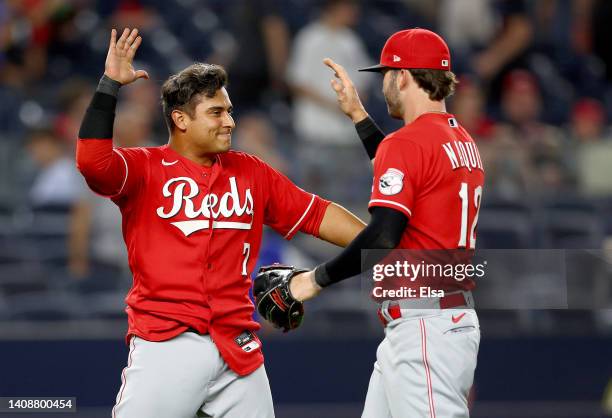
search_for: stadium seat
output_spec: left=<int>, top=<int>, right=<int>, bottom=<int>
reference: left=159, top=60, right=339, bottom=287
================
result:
left=477, top=209, right=534, bottom=249
left=7, top=290, right=87, bottom=320
left=84, top=291, right=127, bottom=320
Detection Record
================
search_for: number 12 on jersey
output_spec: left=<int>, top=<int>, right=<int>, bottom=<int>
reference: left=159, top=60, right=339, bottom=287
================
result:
left=458, top=183, right=482, bottom=249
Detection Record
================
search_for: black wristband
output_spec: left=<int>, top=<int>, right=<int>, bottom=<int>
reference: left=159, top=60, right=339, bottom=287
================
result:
left=314, top=264, right=332, bottom=288
left=355, top=116, right=386, bottom=160
left=97, top=74, right=121, bottom=97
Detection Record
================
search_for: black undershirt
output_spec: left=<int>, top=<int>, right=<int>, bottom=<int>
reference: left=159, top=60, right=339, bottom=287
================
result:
left=79, top=75, right=121, bottom=139
left=315, top=206, right=408, bottom=287
left=314, top=117, right=409, bottom=288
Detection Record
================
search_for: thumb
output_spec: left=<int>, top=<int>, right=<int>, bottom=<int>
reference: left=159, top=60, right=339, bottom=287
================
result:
left=135, top=70, right=149, bottom=80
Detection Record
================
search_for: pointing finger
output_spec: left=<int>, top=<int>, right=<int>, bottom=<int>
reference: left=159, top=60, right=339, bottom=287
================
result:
left=323, top=57, right=352, bottom=84
left=323, top=58, right=339, bottom=76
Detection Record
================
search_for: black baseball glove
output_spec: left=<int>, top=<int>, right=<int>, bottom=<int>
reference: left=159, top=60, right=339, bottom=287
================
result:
left=253, top=264, right=308, bottom=332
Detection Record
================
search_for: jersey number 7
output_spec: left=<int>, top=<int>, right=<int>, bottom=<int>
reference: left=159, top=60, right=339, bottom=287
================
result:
left=458, top=182, right=482, bottom=249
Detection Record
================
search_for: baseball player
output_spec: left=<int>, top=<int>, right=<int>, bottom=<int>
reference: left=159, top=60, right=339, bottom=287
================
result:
left=288, top=29, right=485, bottom=417
left=76, top=28, right=366, bottom=418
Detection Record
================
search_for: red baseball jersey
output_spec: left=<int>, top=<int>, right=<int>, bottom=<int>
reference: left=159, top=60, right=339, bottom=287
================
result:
left=77, top=141, right=330, bottom=375
left=369, top=113, right=485, bottom=292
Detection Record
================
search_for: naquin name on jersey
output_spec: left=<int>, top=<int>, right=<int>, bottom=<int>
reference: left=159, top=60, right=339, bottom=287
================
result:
left=441, top=141, right=484, bottom=172
left=156, top=176, right=254, bottom=236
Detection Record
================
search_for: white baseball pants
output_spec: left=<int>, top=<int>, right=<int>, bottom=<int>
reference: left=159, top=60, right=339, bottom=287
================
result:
left=362, top=309, right=480, bottom=418
left=112, top=332, right=274, bottom=418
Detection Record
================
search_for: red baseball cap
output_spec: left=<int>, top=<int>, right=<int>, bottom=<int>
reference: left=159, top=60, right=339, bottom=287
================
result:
left=359, top=28, right=451, bottom=72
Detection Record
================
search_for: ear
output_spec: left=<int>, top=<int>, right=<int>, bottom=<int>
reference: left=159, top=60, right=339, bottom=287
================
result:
left=171, top=109, right=188, bottom=131
left=397, top=69, right=410, bottom=90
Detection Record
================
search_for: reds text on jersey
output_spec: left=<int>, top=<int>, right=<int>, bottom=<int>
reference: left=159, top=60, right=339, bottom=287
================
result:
left=77, top=141, right=329, bottom=375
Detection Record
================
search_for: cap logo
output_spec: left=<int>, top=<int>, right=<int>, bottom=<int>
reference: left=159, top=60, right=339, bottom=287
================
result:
left=441, top=59, right=449, bottom=67
left=393, top=55, right=401, bottom=62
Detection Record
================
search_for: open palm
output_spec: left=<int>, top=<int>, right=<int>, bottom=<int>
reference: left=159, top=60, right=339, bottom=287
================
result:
left=104, top=28, right=149, bottom=85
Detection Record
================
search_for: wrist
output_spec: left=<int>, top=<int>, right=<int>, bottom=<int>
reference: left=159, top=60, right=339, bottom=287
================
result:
left=350, top=108, right=369, bottom=124
left=314, top=264, right=331, bottom=288
left=98, top=74, right=122, bottom=97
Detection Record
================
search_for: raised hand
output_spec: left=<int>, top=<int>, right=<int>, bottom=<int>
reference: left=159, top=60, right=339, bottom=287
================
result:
left=104, top=28, right=149, bottom=85
left=323, top=57, right=368, bottom=123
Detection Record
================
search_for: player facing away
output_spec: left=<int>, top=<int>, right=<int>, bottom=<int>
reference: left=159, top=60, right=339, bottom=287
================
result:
left=289, top=29, right=485, bottom=417
left=76, top=28, right=365, bottom=418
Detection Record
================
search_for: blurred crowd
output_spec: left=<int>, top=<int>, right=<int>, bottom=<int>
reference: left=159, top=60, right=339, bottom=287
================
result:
left=0, top=0, right=611, bottom=328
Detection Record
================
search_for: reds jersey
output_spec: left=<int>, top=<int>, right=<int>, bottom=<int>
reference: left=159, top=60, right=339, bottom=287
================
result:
left=77, top=141, right=329, bottom=375
left=369, top=113, right=484, bottom=291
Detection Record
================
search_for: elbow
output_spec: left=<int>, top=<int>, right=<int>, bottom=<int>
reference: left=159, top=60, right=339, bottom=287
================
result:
left=75, top=141, right=108, bottom=178
left=75, top=141, right=91, bottom=175
left=373, top=232, right=401, bottom=250
left=75, top=152, right=96, bottom=179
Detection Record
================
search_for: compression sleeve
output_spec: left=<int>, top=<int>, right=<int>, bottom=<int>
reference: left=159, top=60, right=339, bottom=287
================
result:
left=76, top=75, right=129, bottom=197
left=355, top=116, right=386, bottom=160
left=314, top=206, right=407, bottom=288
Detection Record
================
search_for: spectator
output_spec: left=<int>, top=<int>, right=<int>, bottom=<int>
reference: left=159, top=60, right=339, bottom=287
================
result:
left=53, top=78, right=93, bottom=145
left=439, top=0, right=496, bottom=55
left=218, top=0, right=290, bottom=112
left=286, top=0, right=372, bottom=205
left=570, top=97, right=607, bottom=143
left=491, top=70, right=567, bottom=197
left=566, top=98, right=612, bottom=195
left=233, top=112, right=289, bottom=173
left=0, top=0, right=50, bottom=87
left=450, top=75, right=495, bottom=141
left=439, top=0, right=533, bottom=107
left=107, top=0, right=160, bottom=33
left=26, top=127, right=82, bottom=208
left=471, top=0, right=533, bottom=82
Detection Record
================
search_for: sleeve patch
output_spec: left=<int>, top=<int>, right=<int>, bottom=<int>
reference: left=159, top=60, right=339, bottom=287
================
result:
left=378, top=168, right=404, bottom=196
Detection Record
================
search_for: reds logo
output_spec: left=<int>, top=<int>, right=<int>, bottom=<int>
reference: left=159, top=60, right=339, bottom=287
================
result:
left=156, top=176, right=254, bottom=236
left=379, top=168, right=404, bottom=195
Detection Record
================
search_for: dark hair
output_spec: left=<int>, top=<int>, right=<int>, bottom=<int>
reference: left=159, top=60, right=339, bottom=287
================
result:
left=161, top=63, right=228, bottom=131
left=408, top=69, right=458, bottom=101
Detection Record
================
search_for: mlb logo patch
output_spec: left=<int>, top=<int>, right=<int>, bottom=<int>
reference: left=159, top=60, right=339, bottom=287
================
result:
left=234, top=330, right=260, bottom=353
left=448, top=118, right=458, bottom=128
left=441, top=59, right=449, bottom=67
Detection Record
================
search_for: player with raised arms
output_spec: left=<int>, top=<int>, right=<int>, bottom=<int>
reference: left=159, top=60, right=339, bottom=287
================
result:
left=76, top=28, right=366, bottom=418
left=258, top=28, right=484, bottom=417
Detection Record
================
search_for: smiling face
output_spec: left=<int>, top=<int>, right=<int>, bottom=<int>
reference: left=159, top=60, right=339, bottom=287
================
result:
left=176, top=87, right=235, bottom=155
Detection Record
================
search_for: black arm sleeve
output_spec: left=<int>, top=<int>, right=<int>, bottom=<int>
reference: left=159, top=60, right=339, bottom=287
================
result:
left=78, top=75, right=121, bottom=139
left=314, top=207, right=408, bottom=288
left=355, top=116, right=386, bottom=160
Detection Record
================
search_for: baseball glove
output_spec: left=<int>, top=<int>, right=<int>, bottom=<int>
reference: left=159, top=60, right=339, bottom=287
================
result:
left=253, top=264, right=308, bottom=332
